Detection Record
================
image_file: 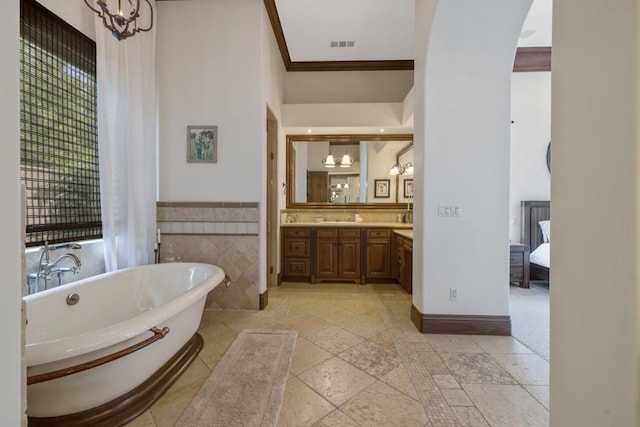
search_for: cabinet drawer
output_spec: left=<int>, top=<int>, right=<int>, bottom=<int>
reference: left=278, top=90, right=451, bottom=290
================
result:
left=340, top=228, right=361, bottom=239
left=317, top=228, right=339, bottom=238
left=283, top=259, right=311, bottom=277
left=367, top=228, right=390, bottom=239
left=284, top=239, right=311, bottom=257
left=284, top=228, right=310, bottom=238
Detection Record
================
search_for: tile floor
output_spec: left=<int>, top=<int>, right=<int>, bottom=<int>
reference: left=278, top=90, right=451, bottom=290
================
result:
left=126, top=282, right=549, bottom=427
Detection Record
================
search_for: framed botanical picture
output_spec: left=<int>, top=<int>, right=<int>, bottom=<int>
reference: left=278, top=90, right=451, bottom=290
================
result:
left=187, top=125, right=217, bottom=163
left=404, top=179, right=414, bottom=198
left=374, top=179, right=390, bottom=198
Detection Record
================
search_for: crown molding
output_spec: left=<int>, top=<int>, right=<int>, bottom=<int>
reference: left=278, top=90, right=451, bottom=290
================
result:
left=264, top=0, right=551, bottom=73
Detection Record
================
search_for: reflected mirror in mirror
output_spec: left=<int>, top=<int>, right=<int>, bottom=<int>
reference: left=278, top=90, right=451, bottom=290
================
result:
left=287, top=134, right=413, bottom=208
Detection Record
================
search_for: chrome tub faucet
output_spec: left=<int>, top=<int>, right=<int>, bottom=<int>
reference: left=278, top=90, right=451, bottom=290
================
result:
left=27, top=242, right=82, bottom=294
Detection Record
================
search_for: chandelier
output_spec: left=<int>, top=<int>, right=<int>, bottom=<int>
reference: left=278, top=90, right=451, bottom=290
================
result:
left=84, top=0, right=154, bottom=41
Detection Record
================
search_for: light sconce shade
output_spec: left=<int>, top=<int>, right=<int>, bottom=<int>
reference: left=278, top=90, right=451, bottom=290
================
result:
left=322, top=153, right=336, bottom=168
left=404, top=162, right=414, bottom=175
left=340, top=152, right=353, bottom=168
left=84, top=0, right=154, bottom=41
left=344, top=182, right=349, bottom=189
left=389, top=162, right=414, bottom=176
left=336, top=183, right=342, bottom=189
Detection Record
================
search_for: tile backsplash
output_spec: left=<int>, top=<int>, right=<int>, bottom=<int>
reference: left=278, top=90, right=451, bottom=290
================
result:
left=281, top=208, right=413, bottom=224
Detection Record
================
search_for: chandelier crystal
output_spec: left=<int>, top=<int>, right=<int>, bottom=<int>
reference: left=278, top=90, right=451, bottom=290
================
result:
left=84, top=0, right=154, bottom=41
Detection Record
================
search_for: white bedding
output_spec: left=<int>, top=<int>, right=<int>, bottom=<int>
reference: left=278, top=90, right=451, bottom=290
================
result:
left=530, top=243, right=550, bottom=268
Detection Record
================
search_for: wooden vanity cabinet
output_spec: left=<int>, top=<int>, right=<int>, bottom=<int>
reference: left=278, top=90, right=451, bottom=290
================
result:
left=394, top=233, right=413, bottom=294
left=281, top=227, right=312, bottom=282
left=365, top=228, right=392, bottom=281
left=315, top=228, right=361, bottom=283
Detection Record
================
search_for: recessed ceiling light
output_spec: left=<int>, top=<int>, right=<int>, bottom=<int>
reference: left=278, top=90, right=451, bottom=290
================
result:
left=380, top=129, right=385, bottom=133
left=307, top=129, right=312, bottom=134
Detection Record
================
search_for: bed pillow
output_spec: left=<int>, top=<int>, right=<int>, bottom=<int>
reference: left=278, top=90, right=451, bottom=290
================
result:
left=539, top=220, right=551, bottom=243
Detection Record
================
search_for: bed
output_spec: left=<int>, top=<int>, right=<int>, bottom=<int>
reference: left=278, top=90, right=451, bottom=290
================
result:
left=521, top=200, right=550, bottom=281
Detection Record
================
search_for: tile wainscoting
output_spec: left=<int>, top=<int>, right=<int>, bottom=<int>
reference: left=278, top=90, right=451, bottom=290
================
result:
left=157, top=202, right=260, bottom=310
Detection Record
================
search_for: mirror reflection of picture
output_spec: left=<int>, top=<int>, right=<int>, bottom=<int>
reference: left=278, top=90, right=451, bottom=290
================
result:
left=404, top=179, right=414, bottom=198
left=374, top=179, right=390, bottom=198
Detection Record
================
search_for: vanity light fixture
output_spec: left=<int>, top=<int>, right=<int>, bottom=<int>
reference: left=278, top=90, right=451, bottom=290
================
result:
left=84, top=0, right=153, bottom=41
left=322, top=153, right=336, bottom=168
left=389, top=162, right=414, bottom=176
left=322, top=151, right=352, bottom=168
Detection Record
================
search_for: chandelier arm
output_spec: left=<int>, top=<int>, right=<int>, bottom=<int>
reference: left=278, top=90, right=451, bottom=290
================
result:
left=84, top=0, right=104, bottom=14
left=135, top=0, right=154, bottom=33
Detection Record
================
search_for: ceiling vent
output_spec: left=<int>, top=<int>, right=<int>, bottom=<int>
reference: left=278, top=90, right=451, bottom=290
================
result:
left=330, top=41, right=356, bottom=48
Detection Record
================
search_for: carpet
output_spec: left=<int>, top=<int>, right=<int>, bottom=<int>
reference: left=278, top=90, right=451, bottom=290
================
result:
left=176, top=329, right=297, bottom=427
left=510, top=282, right=550, bottom=362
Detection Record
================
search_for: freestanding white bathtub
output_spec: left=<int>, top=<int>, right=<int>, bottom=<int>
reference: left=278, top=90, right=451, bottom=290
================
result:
left=24, top=262, right=226, bottom=426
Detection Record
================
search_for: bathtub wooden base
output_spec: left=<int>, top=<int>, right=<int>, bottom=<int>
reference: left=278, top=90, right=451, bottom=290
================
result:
left=28, top=332, right=204, bottom=427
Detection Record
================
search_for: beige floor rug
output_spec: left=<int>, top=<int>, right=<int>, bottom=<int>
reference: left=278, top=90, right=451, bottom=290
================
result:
left=176, top=329, right=297, bottom=427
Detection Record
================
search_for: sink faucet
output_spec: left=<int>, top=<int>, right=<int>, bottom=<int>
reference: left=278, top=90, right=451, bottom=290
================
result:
left=29, top=242, right=82, bottom=293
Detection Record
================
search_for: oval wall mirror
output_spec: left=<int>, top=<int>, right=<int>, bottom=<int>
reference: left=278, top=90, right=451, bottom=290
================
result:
left=546, top=142, right=551, bottom=173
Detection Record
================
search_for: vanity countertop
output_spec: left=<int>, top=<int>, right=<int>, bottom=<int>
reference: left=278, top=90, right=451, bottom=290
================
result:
left=393, top=229, right=413, bottom=240
left=281, top=222, right=413, bottom=229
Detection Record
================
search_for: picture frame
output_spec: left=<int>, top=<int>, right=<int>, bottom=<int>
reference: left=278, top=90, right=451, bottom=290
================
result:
left=374, top=179, right=390, bottom=198
left=403, top=179, right=414, bottom=198
left=187, top=125, right=217, bottom=163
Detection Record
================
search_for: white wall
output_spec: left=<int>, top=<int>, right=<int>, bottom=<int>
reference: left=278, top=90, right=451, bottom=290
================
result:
left=413, top=0, right=532, bottom=317
left=551, top=0, right=640, bottom=425
left=285, top=70, right=413, bottom=104
left=0, top=0, right=23, bottom=423
left=282, top=102, right=408, bottom=133
left=156, top=0, right=264, bottom=203
left=510, top=72, right=551, bottom=242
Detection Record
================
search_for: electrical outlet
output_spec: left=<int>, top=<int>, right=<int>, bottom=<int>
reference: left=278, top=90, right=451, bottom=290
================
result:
left=450, top=288, right=458, bottom=301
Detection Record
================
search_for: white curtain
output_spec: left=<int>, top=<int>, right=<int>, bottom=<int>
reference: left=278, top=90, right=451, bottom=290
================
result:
left=95, top=8, right=157, bottom=271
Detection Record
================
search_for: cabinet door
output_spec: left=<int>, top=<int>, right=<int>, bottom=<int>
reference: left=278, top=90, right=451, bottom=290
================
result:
left=366, top=240, right=391, bottom=278
left=316, top=237, right=339, bottom=278
left=401, top=239, right=413, bottom=294
left=365, top=229, right=391, bottom=279
left=339, top=237, right=361, bottom=279
left=396, top=241, right=404, bottom=282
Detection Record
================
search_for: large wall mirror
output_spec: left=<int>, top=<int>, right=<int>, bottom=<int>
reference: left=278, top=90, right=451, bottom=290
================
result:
left=286, top=134, right=414, bottom=209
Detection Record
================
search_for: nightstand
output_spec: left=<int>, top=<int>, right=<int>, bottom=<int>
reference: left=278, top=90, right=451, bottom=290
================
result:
left=510, top=243, right=530, bottom=288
